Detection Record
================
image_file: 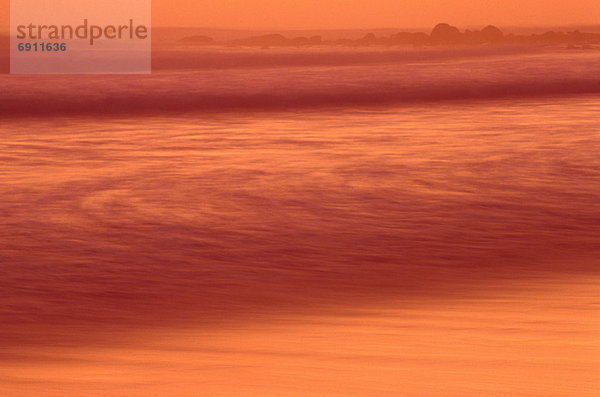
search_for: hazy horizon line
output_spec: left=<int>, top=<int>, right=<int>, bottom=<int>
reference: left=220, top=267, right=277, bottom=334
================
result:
left=151, top=23, right=600, bottom=31
left=2, top=23, right=600, bottom=35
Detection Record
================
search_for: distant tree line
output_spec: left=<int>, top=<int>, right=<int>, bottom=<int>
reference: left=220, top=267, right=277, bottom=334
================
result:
left=179, top=23, right=600, bottom=48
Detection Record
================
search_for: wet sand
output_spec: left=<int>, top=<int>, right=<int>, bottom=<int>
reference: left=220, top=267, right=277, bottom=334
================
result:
left=2, top=275, right=598, bottom=396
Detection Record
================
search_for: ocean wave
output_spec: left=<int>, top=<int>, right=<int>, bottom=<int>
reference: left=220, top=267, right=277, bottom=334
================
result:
left=1, top=50, right=599, bottom=116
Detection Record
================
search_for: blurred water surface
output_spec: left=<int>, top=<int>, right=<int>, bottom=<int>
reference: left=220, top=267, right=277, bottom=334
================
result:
left=2, top=94, right=599, bottom=341
left=0, top=48, right=599, bottom=396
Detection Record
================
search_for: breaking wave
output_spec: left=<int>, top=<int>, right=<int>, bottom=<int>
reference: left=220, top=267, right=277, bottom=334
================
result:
left=0, top=48, right=599, bottom=116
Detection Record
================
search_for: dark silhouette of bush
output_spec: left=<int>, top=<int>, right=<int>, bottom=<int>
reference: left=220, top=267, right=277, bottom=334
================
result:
left=388, top=32, right=429, bottom=46
left=309, top=36, right=323, bottom=45
left=178, top=35, right=214, bottom=45
left=231, top=34, right=289, bottom=47
left=431, top=23, right=462, bottom=44
left=481, top=25, right=504, bottom=42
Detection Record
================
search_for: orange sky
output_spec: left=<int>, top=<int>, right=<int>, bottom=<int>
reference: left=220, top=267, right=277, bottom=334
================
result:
left=1, top=0, right=599, bottom=32
left=151, top=0, right=600, bottom=29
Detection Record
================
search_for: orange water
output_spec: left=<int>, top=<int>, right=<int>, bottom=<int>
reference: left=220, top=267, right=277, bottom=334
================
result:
left=1, top=49, right=599, bottom=395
